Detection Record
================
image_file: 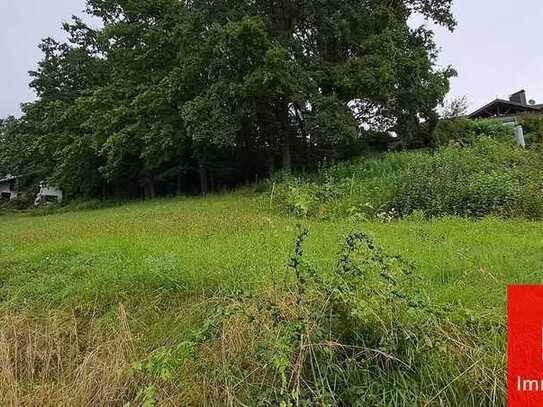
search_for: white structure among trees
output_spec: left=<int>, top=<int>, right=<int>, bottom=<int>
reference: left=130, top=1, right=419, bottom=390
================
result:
left=0, top=174, right=20, bottom=200
left=35, top=182, right=63, bottom=205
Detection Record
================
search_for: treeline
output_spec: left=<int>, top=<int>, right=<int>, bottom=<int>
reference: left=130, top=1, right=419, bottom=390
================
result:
left=0, top=0, right=455, bottom=199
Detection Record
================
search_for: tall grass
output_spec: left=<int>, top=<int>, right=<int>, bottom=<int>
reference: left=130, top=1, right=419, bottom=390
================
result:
left=0, top=307, right=136, bottom=406
left=0, top=192, right=541, bottom=404
left=270, top=138, right=543, bottom=220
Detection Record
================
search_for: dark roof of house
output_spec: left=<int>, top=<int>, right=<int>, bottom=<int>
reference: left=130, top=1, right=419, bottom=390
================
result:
left=468, top=98, right=542, bottom=119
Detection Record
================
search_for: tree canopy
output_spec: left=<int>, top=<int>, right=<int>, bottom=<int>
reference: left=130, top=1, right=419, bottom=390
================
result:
left=0, top=0, right=455, bottom=199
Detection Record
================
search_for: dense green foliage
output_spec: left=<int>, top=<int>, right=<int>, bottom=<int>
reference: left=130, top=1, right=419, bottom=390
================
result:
left=432, top=114, right=543, bottom=148
left=519, top=113, right=543, bottom=145
left=391, top=139, right=543, bottom=218
left=432, top=117, right=514, bottom=147
left=272, top=138, right=543, bottom=219
left=3, top=192, right=540, bottom=404
left=0, top=0, right=455, bottom=199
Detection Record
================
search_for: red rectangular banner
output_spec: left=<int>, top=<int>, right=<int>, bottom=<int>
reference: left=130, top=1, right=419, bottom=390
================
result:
left=508, top=285, right=543, bottom=406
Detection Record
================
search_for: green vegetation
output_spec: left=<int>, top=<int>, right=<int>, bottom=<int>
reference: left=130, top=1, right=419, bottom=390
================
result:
left=3, top=108, right=541, bottom=404
left=1, top=1, right=541, bottom=405
left=519, top=113, right=543, bottom=145
left=272, top=138, right=543, bottom=220
left=391, top=139, right=543, bottom=218
left=1, top=192, right=541, bottom=405
left=0, top=0, right=455, bottom=199
left=432, top=118, right=515, bottom=147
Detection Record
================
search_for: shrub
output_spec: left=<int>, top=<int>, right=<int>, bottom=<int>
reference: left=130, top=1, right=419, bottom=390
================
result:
left=390, top=139, right=543, bottom=218
left=202, top=229, right=505, bottom=405
left=270, top=138, right=543, bottom=220
left=519, top=113, right=543, bottom=145
left=270, top=153, right=414, bottom=220
left=432, top=118, right=514, bottom=147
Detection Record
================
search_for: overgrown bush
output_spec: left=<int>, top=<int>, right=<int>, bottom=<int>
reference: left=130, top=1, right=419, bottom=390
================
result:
left=519, top=113, right=543, bottom=145
left=270, top=153, right=415, bottom=220
left=432, top=118, right=514, bottom=147
left=265, top=228, right=437, bottom=405
left=270, top=138, right=543, bottom=220
left=390, top=139, right=543, bottom=218
left=192, top=229, right=505, bottom=405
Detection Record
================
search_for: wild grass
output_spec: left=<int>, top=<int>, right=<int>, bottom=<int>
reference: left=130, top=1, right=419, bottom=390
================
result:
left=0, top=307, right=136, bottom=406
left=0, top=192, right=541, bottom=405
left=270, top=139, right=543, bottom=220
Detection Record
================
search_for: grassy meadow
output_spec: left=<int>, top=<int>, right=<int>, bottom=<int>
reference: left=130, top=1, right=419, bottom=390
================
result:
left=1, top=191, right=542, bottom=405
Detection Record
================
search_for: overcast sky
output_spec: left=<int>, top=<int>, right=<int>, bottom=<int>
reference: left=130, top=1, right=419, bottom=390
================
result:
left=1, top=0, right=542, bottom=118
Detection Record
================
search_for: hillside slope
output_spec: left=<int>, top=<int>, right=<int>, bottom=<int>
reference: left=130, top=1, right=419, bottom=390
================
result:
left=1, top=192, right=541, bottom=405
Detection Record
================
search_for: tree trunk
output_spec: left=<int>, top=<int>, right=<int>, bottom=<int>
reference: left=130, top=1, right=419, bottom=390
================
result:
left=209, top=170, right=215, bottom=192
left=279, top=103, right=292, bottom=172
left=143, top=177, right=156, bottom=200
left=176, top=174, right=183, bottom=196
left=282, top=136, right=292, bottom=172
left=198, top=162, right=209, bottom=195
left=267, top=154, right=275, bottom=178
left=101, top=182, right=107, bottom=200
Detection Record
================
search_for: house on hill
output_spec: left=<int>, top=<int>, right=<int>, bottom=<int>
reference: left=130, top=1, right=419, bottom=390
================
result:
left=0, top=174, right=63, bottom=204
left=468, top=90, right=543, bottom=120
left=35, top=181, right=63, bottom=205
left=0, top=174, right=21, bottom=200
left=467, top=90, right=543, bottom=147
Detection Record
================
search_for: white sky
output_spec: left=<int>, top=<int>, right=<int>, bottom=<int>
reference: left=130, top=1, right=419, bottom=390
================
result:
left=1, top=0, right=542, bottom=117
left=429, top=0, right=543, bottom=110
